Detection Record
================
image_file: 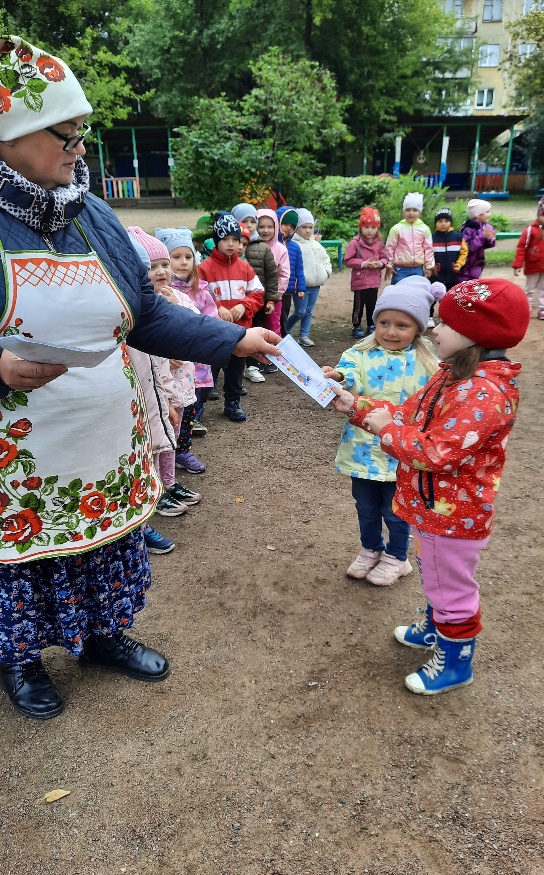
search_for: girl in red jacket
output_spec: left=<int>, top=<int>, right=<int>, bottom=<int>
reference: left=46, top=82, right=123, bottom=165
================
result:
left=332, top=279, right=530, bottom=696
left=344, top=207, right=387, bottom=339
left=513, top=198, right=544, bottom=320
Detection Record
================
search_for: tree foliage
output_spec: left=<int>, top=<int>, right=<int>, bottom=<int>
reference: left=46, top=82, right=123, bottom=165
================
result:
left=505, top=9, right=544, bottom=179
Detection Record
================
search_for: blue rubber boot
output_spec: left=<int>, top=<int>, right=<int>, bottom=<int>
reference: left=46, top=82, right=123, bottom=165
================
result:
left=394, top=604, right=437, bottom=649
left=405, top=633, right=476, bottom=695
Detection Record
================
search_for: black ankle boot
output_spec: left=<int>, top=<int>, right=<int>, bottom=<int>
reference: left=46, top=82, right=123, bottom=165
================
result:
left=0, top=660, right=64, bottom=720
left=79, top=633, right=170, bottom=682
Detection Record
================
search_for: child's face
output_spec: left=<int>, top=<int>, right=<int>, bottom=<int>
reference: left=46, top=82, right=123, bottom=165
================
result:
left=435, top=218, right=452, bottom=233
left=169, top=246, right=194, bottom=279
left=538, top=212, right=544, bottom=227
left=242, top=215, right=257, bottom=233
left=360, top=225, right=379, bottom=242
left=149, top=258, right=172, bottom=291
left=217, top=235, right=239, bottom=258
left=239, top=237, right=249, bottom=255
left=475, top=210, right=491, bottom=224
left=297, top=223, right=314, bottom=240
left=432, top=321, right=474, bottom=359
left=374, top=309, right=419, bottom=350
left=280, top=222, right=296, bottom=239
left=258, top=217, right=276, bottom=242
left=403, top=208, right=420, bottom=224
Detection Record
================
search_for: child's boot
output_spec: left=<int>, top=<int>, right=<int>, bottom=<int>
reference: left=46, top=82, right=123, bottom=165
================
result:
left=394, top=603, right=436, bottom=649
left=404, top=632, right=476, bottom=695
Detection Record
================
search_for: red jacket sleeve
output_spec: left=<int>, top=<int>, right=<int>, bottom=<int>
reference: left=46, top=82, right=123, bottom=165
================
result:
left=513, top=226, right=531, bottom=270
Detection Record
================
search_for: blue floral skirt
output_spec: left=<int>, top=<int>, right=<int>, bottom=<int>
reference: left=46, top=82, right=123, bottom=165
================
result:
left=0, top=528, right=152, bottom=665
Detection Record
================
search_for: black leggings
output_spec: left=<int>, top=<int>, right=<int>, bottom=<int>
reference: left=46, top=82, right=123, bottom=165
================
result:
left=352, top=287, right=378, bottom=328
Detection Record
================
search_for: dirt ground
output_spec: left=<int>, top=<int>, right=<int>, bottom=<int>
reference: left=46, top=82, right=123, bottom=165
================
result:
left=1, top=208, right=543, bottom=875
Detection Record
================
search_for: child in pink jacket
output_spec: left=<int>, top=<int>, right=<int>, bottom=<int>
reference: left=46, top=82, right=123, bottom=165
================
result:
left=344, top=207, right=387, bottom=338
left=385, top=193, right=435, bottom=285
left=256, top=208, right=290, bottom=335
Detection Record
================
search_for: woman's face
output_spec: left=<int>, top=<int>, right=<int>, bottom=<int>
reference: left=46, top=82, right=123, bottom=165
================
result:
left=0, top=115, right=88, bottom=189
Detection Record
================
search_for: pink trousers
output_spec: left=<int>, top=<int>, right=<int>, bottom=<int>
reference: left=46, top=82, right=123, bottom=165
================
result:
left=263, top=300, right=282, bottom=335
left=413, top=528, right=490, bottom=625
left=157, top=406, right=183, bottom=489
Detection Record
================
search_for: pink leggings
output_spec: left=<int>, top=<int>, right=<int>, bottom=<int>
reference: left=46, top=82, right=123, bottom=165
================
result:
left=264, top=300, right=282, bottom=335
left=157, top=405, right=183, bottom=489
left=413, top=528, right=489, bottom=626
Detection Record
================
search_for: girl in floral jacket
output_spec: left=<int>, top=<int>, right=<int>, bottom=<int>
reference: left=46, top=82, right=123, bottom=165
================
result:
left=332, top=278, right=530, bottom=696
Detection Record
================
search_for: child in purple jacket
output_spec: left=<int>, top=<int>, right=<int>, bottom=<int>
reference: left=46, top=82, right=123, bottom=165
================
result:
left=344, top=207, right=387, bottom=338
left=457, top=198, right=496, bottom=281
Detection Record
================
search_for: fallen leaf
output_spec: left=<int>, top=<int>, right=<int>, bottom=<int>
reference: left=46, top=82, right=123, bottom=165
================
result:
left=266, top=545, right=276, bottom=551
left=43, top=788, right=70, bottom=803
left=234, top=497, right=245, bottom=504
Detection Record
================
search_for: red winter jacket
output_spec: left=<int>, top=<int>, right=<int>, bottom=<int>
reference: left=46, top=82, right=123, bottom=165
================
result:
left=512, top=221, right=544, bottom=275
left=199, top=248, right=264, bottom=328
left=344, top=234, right=387, bottom=291
left=348, top=359, right=521, bottom=540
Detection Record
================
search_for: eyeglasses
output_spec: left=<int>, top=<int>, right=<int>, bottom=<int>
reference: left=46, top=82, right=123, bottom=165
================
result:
left=45, top=122, right=91, bottom=152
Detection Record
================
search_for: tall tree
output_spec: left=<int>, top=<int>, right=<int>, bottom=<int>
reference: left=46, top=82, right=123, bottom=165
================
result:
left=504, top=8, right=544, bottom=180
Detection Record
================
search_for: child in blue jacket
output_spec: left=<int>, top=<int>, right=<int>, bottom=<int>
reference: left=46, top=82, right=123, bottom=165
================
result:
left=277, top=206, right=306, bottom=339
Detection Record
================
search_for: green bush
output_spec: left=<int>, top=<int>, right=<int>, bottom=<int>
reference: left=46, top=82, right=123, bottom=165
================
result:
left=489, top=212, right=510, bottom=232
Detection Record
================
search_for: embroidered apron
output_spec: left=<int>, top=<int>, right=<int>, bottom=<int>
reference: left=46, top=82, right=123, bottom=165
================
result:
left=0, top=230, right=160, bottom=562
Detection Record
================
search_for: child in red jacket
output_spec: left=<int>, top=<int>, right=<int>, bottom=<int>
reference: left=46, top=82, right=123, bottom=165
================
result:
left=199, top=212, right=264, bottom=422
left=513, top=198, right=544, bottom=320
left=332, top=278, right=530, bottom=696
left=344, top=207, right=387, bottom=339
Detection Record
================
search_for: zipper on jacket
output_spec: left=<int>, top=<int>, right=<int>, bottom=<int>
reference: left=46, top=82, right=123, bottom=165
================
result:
left=42, top=233, right=55, bottom=252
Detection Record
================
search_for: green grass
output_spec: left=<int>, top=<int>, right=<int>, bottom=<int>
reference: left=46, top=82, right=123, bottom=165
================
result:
left=485, top=248, right=515, bottom=266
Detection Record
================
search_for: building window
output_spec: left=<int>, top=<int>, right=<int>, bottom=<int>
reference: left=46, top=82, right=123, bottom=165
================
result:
left=524, top=1, right=544, bottom=13
left=444, top=0, right=464, bottom=14
left=475, top=88, right=495, bottom=109
left=519, top=43, right=537, bottom=59
left=483, top=0, right=502, bottom=20
left=478, top=45, right=500, bottom=66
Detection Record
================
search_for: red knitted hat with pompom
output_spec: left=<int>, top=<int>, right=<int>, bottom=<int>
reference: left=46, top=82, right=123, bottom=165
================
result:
left=439, top=279, right=530, bottom=349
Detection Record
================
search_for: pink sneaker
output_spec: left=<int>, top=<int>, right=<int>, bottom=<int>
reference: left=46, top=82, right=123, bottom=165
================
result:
left=366, top=553, right=413, bottom=586
left=346, top=548, right=382, bottom=579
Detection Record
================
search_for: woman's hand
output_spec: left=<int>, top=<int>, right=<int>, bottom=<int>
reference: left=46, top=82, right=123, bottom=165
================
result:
left=330, top=385, right=355, bottom=413
left=230, top=303, right=246, bottom=322
left=363, top=408, right=393, bottom=434
left=233, top=327, right=281, bottom=361
left=0, top=350, right=67, bottom=391
left=322, top=366, right=342, bottom=382
left=218, top=306, right=234, bottom=322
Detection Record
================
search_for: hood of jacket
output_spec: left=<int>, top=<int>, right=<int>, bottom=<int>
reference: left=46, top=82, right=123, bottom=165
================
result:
left=257, top=208, right=280, bottom=246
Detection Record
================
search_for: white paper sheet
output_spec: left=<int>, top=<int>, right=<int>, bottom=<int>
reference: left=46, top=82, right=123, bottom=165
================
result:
left=0, top=335, right=118, bottom=368
left=266, top=335, right=341, bottom=408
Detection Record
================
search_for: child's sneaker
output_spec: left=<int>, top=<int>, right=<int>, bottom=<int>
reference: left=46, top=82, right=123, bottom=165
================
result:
left=538, top=309, right=544, bottom=320
left=346, top=547, right=382, bottom=579
left=156, top=493, right=188, bottom=516
left=224, top=400, right=247, bottom=422
left=366, top=553, right=412, bottom=586
left=351, top=326, right=365, bottom=339
left=426, top=317, right=435, bottom=329
left=394, top=604, right=436, bottom=649
left=175, top=451, right=206, bottom=473
left=299, top=336, right=315, bottom=347
left=167, top=482, right=201, bottom=506
left=143, top=525, right=175, bottom=554
left=244, top=365, right=265, bottom=383
left=191, top=418, right=208, bottom=437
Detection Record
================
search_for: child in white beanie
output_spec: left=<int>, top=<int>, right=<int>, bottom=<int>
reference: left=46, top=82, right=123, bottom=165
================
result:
left=385, top=193, right=435, bottom=285
left=457, top=199, right=496, bottom=281
left=287, top=209, right=332, bottom=346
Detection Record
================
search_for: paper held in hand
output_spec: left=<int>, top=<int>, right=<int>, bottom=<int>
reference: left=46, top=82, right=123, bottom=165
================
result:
left=0, top=335, right=118, bottom=368
left=266, top=335, right=341, bottom=408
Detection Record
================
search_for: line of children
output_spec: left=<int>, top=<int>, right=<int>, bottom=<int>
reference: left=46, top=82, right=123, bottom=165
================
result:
left=199, top=212, right=265, bottom=422
left=126, top=228, right=202, bottom=555
left=512, top=197, right=544, bottom=320
left=385, top=193, right=435, bottom=286
left=324, top=277, right=444, bottom=586
left=286, top=209, right=332, bottom=347
left=332, top=277, right=530, bottom=695
left=344, top=207, right=387, bottom=338
left=457, top=198, right=496, bottom=282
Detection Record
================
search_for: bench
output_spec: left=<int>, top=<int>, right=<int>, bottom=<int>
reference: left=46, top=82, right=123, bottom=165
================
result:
left=321, top=239, right=343, bottom=268
left=495, top=232, right=520, bottom=240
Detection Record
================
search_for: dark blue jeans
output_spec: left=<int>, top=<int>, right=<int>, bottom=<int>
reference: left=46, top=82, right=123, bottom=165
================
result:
left=351, top=477, right=409, bottom=561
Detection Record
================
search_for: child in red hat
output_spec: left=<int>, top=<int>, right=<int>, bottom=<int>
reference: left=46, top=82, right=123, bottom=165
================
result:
left=331, top=278, right=530, bottom=696
left=344, top=208, right=387, bottom=338
left=513, top=198, right=544, bottom=320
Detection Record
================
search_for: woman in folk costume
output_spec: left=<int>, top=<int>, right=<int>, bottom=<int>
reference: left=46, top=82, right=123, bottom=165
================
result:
left=0, top=36, right=279, bottom=720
